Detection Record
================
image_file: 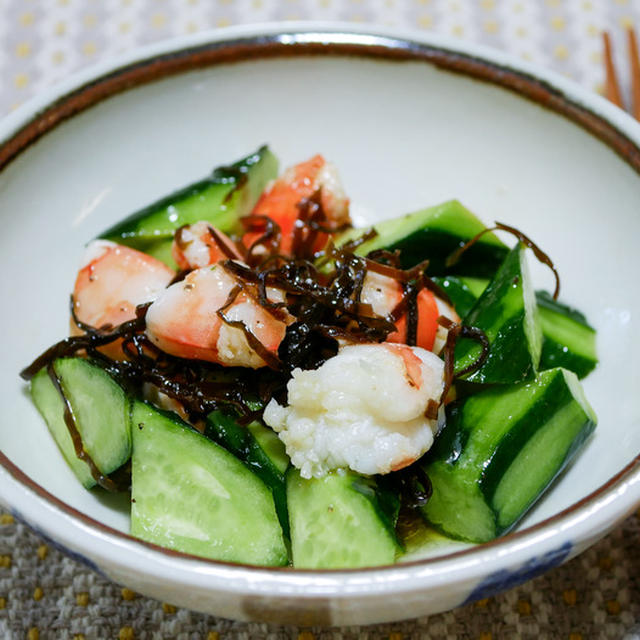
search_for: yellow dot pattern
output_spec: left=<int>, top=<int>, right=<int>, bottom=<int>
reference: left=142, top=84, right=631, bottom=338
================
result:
left=119, top=627, right=135, bottom=640
left=0, top=0, right=635, bottom=112
left=516, top=599, right=532, bottom=615
left=0, top=6, right=639, bottom=639
left=121, top=587, right=137, bottom=601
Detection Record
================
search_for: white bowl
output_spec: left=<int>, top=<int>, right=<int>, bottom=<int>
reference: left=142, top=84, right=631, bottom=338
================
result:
left=1, top=24, right=639, bottom=625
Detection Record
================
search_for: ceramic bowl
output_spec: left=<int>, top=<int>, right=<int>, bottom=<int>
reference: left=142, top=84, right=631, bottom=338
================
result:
left=1, top=24, right=639, bottom=626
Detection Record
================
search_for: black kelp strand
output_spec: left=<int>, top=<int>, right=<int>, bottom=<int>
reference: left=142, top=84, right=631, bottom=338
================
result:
left=404, top=283, right=419, bottom=347
left=438, top=316, right=490, bottom=406
left=366, top=248, right=402, bottom=269
left=242, top=214, right=282, bottom=264
left=388, top=462, right=433, bottom=510
left=46, top=362, right=122, bottom=492
left=22, top=211, right=465, bottom=446
left=445, top=221, right=560, bottom=299
left=216, top=285, right=282, bottom=371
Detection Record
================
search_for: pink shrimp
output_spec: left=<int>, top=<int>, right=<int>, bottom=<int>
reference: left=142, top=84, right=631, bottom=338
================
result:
left=145, top=265, right=289, bottom=369
left=243, top=154, right=350, bottom=255
left=360, top=271, right=459, bottom=354
left=171, top=222, right=242, bottom=270
left=71, top=240, right=175, bottom=358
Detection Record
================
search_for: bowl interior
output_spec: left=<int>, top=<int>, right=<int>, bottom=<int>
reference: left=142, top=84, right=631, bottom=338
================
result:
left=1, top=52, right=639, bottom=558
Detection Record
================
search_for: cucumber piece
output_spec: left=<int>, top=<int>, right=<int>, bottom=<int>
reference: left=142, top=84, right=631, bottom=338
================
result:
left=536, top=291, right=598, bottom=379
left=30, top=358, right=130, bottom=489
left=335, top=200, right=508, bottom=276
left=455, top=243, right=542, bottom=384
left=459, top=276, right=489, bottom=298
left=131, top=401, right=287, bottom=566
left=437, top=276, right=598, bottom=380
left=99, top=146, right=278, bottom=266
left=287, top=469, right=399, bottom=568
left=247, top=421, right=289, bottom=475
left=421, top=367, right=597, bottom=542
left=205, top=409, right=290, bottom=536
left=432, top=275, right=480, bottom=318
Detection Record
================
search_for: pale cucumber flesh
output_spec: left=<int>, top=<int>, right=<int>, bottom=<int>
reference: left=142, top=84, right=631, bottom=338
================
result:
left=30, top=358, right=130, bottom=489
left=131, top=402, right=287, bottom=566
left=287, top=469, right=398, bottom=568
left=455, top=243, right=542, bottom=384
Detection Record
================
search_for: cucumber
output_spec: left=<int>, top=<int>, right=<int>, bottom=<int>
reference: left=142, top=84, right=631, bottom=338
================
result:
left=287, top=469, right=399, bottom=568
left=435, top=276, right=598, bottom=380
left=30, top=358, right=130, bottom=489
left=99, top=146, right=278, bottom=266
left=536, top=291, right=598, bottom=379
left=455, top=243, right=542, bottom=384
left=131, top=401, right=287, bottom=566
left=431, top=275, right=480, bottom=318
left=205, top=409, right=290, bottom=536
left=334, top=200, right=508, bottom=276
left=420, top=367, right=597, bottom=542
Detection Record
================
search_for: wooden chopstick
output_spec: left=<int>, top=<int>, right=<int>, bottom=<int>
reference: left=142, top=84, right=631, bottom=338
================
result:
left=603, top=31, right=625, bottom=110
left=628, top=28, right=640, bottom=120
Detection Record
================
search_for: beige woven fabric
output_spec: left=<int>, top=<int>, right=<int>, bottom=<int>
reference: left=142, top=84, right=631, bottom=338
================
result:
left=1, top=509, right=639, bottom=639
left=2, top=1, right=640, bottom=638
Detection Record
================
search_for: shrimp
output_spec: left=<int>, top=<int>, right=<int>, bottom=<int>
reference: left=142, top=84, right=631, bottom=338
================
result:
left=360, top=270, right=459, bottom=354
left=263, top=343, right=445, bottom=478
left=145, top=265, right=289, bottom=369
left=172, top=222, right=242, bottom=270
left=71, top=240, right=175, bottom=358
left=243, top=154, right=350, bottom=255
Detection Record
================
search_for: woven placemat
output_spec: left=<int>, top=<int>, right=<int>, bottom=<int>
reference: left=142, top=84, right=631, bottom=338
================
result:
left=2, top=1, right=640, bottom=638
left=1, top=508, right=639, bottom=639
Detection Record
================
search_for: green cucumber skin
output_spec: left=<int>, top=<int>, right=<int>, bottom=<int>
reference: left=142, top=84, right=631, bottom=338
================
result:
left=287, top=469, right=399, bottom=569
left=455, top=244, right=542, bottom=384
left=98, top=146, right=278, bottom=264
left=336, top=200, right=508, bottom=277
left=30, top=358, right=130, bottom=489
left=478, top=371, right=593, bottom=506
left=131, top=401, right=287, bottom=566
left=205, top=410, right=290, bottom=537
left=439, top=276, right=598, bottom=380
left=421, top=368, right=596, bottom=542
left=536, top=291, right=598, bottom=379
left=539, top=337, right=596, bottom=379
left=432, top=276, right=478, bottom=319
left=350, top=474, right=401, bottom=535
left=387, top=229, right=507, bottom=277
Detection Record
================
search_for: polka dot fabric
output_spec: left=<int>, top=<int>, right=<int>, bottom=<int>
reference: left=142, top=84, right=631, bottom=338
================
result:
left=1, top=510, right=640, bottom=638
left=2, top=1, right=640, bottom=637
left=1, top=0, right=640, bottom=113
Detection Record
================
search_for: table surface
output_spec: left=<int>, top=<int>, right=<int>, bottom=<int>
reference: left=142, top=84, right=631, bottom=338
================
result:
left=1, top=1, right=640, bottom=638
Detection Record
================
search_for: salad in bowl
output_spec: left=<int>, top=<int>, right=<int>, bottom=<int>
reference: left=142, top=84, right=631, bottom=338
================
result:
left=21, top=145, right=598, bottom=569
